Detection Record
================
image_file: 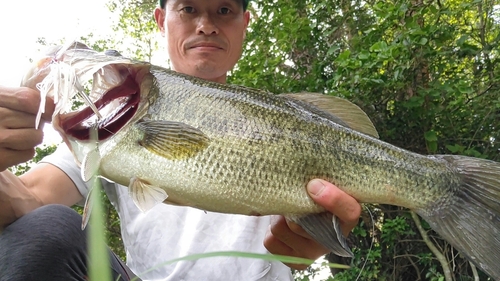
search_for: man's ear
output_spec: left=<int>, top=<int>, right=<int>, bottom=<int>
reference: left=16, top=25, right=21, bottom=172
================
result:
left=154, top=7, right=166, bottom=36
left=243, top=10, right=251, bottom=40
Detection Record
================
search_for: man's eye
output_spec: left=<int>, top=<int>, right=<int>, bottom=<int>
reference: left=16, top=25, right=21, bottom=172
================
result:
left=219, top=7, right=231, bottom=14
left=180, top=6, right=195, bottom=13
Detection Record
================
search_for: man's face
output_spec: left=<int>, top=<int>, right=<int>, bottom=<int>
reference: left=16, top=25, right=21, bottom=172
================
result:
left=154, top=0, right=250, bottom=83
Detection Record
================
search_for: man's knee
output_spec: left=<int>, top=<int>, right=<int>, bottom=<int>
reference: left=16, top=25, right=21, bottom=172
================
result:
left=1, top=204, right=84, bottom=244
left=0, top=204, right=87, bottom=278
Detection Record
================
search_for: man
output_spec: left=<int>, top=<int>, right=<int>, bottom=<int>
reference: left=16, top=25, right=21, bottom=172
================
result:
left=0, top=0, right=361, bottom=280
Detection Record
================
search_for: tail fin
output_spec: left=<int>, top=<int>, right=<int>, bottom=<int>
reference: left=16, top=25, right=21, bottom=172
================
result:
left=418, top=155, right=500, bottom=280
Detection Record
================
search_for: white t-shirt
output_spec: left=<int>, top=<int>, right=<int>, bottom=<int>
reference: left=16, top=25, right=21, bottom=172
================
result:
left=41, top=145, right=293, bottom=281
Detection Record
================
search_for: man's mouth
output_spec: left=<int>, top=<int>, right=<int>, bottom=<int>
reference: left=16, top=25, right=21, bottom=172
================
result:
left=192, top=46, right=222, bottom=51
left=192, top=45, right=222, bottom=49
left=189, top=41, right=225, bottom=50
left=59, top=75, right=141, bottom=141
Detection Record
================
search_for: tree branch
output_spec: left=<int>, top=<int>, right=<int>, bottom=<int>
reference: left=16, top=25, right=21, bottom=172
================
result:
left=405, top=251, right=422, bottom=281
left=411, top=212, right=452, bottom=281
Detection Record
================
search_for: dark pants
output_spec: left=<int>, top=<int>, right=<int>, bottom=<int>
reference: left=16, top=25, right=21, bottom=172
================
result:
left=0, top=204, right=136, bottom=281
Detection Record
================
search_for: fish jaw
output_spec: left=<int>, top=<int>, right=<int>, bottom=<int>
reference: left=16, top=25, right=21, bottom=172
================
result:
left=21, top=41, right=149, bottom=139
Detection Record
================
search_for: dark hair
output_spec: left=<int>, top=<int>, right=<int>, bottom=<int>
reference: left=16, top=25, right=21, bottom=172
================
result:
left=159, top=0, right=250, bottom=11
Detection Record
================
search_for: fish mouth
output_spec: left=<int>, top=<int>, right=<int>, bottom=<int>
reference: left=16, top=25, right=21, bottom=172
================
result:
left=58, top=74, right=141, bottom=141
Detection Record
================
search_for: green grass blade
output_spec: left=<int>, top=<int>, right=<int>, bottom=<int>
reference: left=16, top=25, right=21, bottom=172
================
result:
left=88, top=176, right=112, bottom=281
left=133, top=251, right=350, bottom=280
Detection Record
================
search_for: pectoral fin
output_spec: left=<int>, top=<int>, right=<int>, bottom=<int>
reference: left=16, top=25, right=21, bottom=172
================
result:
left=282, top=93, right=379, bottom=138
left=288, top=212, right=353, bottom=257
left=136, top=120, right=210, bottom=160
left=80, top=147, right=101, bottom=182
left=129, top=177, right=168, bottom=212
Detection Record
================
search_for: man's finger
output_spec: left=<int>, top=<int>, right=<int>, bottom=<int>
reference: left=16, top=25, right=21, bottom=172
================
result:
left=0, top=128, right=44, bottom=150
left=268, top=216, right=328, bottom=258
left=263, top=226, right=310, bottom=270
left=0, top=109, right=39, bottom=129
left=0, top=148, right=36, bottom=171
left=0, top=86, right=54, bottom=122
left=285, top=220, right=312, bottom=239
left=269, top=216, right=311, bottom=250
left=264, top=225, right=295, bottom=256
left=307, top=179, right=361, bottom=236
left=0, top=87, right=40, bottom=115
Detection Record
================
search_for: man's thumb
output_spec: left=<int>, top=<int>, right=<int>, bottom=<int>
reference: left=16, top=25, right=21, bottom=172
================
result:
left=307, top=179, right=326, bottom=197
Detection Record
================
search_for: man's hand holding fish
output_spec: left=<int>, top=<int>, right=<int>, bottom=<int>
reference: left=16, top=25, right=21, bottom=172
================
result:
left=0, top=86, right=51, bottom=171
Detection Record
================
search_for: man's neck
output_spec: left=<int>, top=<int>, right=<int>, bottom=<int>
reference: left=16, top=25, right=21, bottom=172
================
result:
left=211, top=75, right=227, bottom=84
left=171, top=68, right=227, bottom=84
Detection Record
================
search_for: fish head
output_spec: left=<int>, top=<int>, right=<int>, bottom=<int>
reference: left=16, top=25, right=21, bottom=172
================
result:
left=21, top=41, right=153, bottom=166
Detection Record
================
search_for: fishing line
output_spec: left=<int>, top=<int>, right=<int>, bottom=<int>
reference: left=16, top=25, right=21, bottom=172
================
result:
left=100, top=126, right=116, bottom=137
left=355, top=205, right=375, bottom=281
left=75, top=78, right=102, bottom=119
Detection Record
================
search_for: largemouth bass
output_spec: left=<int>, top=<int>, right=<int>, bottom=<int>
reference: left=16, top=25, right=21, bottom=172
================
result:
left=22, top=42, right=500, bottom=280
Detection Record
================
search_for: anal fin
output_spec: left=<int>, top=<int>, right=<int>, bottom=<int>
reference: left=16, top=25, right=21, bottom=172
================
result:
left=288, top=212, right=353, bottom=257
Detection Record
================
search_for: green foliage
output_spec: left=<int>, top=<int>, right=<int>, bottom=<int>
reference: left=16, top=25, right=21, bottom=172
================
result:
left=107, top=0, right=158, bottom=61
left=381, top=216, right=415, bottom=244
left=333, top=246, right=382, bottom=281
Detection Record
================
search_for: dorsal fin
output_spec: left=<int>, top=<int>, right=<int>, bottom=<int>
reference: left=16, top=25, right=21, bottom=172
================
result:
left=282, top=93, right=379, bottom=138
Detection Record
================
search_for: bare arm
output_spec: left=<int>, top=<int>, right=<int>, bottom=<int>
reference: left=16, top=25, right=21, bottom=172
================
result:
left=0, top=86, right=83, bottom=230
left=0, top=165, right=83, bottom=229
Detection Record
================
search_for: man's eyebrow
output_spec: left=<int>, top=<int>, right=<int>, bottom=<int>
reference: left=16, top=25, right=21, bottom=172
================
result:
left=167, top=0, right=190, bottom=6
left=227, top=0, right=244, bottom=8
left=166, top=0, right=245, bottom=10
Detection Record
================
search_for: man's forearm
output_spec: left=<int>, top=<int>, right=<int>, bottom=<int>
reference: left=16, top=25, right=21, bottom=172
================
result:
left=0, top=170, right=43, bottom=230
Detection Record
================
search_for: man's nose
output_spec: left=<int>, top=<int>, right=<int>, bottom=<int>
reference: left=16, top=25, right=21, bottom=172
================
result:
left=196, top=14, right=219, bottom=35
